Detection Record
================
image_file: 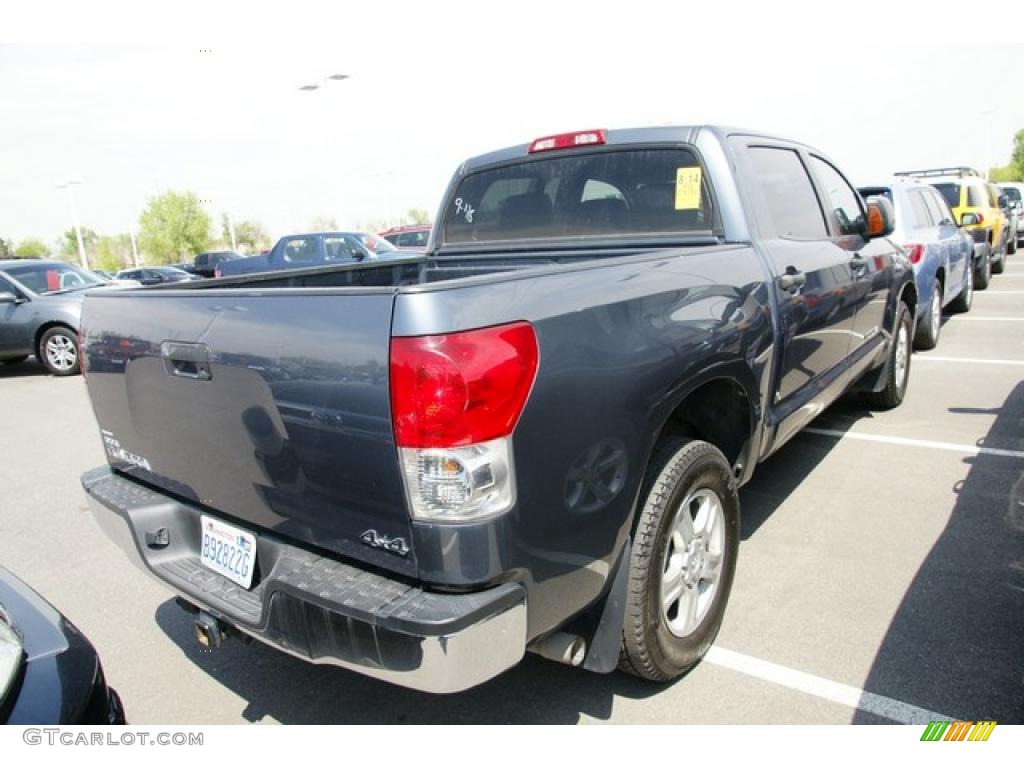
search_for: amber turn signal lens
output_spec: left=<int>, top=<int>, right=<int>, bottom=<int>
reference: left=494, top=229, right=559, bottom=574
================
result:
left=866, top=204, right=884, bottom=237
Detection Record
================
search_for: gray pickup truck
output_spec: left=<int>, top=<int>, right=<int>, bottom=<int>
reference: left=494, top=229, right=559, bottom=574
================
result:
left=79, top=126, right=915, bottom=693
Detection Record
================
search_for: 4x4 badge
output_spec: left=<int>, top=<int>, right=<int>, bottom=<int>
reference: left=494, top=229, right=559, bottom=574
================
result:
left=360, top=529, right=410, bottom=557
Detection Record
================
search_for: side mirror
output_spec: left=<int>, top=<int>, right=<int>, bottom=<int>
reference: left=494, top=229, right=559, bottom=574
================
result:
left=863, top=196, right=895, bottom=239
left=0, top=291, right=20, bottom=304
left=961, top=212, right=980, bottom=227
left=350, top=248, right=366, bottom=261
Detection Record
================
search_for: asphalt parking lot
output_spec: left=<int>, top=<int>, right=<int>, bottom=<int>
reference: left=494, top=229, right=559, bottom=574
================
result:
left=2, top=269, right=1023, bottom=725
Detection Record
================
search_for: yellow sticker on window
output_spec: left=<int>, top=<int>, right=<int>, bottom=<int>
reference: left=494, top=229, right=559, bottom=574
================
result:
left=675, top=166, right=702, bottom=210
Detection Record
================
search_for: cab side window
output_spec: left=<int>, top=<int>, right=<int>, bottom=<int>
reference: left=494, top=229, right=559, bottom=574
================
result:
left=924, top=189, right=954, bottom=226
left=748, top=147, right=828, bottom=239
left=907, top=189, right=934, bottom=229
left=0, top=275, right=20, bottom=296
left=397, top=231, right=428, bottom=248
left=967, top=184, right=988, bottom=208
left=808, top=156, right=864, bottom=236
left=282, top=237, right=318, bottom=263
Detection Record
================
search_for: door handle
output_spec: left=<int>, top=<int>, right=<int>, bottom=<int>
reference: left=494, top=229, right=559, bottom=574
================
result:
left=850, top=253, right=868, bottom=273
left=161, top=341, right=213, bottom=381
left=778, top=268, right=806, bottom=293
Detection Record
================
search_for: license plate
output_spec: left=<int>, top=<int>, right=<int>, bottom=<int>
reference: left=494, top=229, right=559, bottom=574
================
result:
left=199, top=516, right=256, bottom=589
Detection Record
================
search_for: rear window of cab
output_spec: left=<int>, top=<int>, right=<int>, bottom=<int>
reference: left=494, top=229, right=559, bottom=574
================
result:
left=931, top=183, right=960, bottom=209
left=442, top=148, right=713, bottom=245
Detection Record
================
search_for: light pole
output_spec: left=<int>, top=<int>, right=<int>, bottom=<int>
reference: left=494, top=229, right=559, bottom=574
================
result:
left=128, top=229, right=140, bottom=266
left=56, top=178, right=88, bottom=269
left=225, top=211, right=237, bottom=251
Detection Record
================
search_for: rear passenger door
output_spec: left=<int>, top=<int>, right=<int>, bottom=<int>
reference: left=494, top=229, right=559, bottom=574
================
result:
left=743, top=144, right=859, bottom=404
left=922, top=187, right=967, bottom=304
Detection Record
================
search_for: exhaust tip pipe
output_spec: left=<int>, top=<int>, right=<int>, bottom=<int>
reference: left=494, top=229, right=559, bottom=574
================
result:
left=529, top=631, right=587, bottom=667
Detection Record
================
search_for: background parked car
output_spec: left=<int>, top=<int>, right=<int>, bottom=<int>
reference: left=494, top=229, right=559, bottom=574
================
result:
left=89, top=269, right=141, bottom=288
left=858, top=178, right=975, bottom=349
left=188, top=250, right=245, bottom=278
left=999, top=182, right=1023, bottom=247
left=0, top=259, right=111, bottom=375
left=215, top=231, right=414, bottom=278
left=379, top=224, right=431, bottom=251
left=897, top=167, right=1010, bottom=274
left=1, top=566, right=124, bottom=724
left=116, top=266, right=199, bottom=285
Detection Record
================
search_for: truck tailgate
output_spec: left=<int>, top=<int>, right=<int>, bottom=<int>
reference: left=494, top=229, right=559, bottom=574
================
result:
left=81, top=289, right=417, bottom=577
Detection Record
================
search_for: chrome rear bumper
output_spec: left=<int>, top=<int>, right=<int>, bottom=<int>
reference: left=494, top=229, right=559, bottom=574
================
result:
left=82, top=465, right=527, bottom=694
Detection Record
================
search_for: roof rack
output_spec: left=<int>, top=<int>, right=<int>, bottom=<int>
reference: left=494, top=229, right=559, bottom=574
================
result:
left=894, top=166, right=982, bottom=179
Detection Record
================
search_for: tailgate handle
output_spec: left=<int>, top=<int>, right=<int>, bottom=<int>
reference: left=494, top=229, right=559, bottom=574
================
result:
left=161, top=341, right=212, bottom=381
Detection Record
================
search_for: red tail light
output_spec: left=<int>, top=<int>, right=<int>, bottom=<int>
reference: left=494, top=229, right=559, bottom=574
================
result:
left=390, top=322, right=539, bottom=448
left=903, top=243, right=925, bottom=264
left=529, top=129, right=607, bottom=154
left=975, top=213, right=984, bottom=225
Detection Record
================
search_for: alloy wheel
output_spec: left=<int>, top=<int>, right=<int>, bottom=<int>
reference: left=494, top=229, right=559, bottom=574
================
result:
left=660, top=487, right=725, bottom=638
left=44, top=333, right=77, bottom=372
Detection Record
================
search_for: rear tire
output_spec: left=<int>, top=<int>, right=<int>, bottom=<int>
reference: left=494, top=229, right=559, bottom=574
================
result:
left=992, top=242, right=1005, bottom=274
left=864, top=302, right=912, bottom=410
left=619, top=438, right=739, bottom=681
left=949, top=262, right=973, bottom=314
left=913, top=280, right=941, bottom=350
left=975, top=250, right=992, bottom=290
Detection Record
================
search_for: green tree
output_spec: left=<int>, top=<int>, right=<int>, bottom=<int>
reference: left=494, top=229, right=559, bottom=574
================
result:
left=94, top=234, right=134, bottom=272
left=58, top=227, right=98, bottom=262
left=221, top=214, right=270, bottom=252
left=0, top=238, right=12, bottom=258
left=138, top=191, right=212, bottom=264
left=14, top=238, right=50, bottom=259
left=406, top=208, right=431, bottom=225
left=1011, top=129, right=1024, bottom=179
left=358, top=209, right=434, bottom=233
left=989, top=165, right=1020, bottom=183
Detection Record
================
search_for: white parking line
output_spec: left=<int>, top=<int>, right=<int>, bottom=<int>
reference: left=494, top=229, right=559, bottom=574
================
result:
left=974, top=290, right=1024, bottom=294
left=914, top=355, right=1024, bottom=366
left=955, top=316, right=1024, bottom=321
left=804, top=428, right=1024, bottom=459
left=705, top=646, right=955, bottom=724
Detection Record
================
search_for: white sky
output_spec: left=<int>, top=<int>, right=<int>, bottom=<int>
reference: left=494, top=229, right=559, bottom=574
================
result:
left=2, top=4, right=1022, bottom=245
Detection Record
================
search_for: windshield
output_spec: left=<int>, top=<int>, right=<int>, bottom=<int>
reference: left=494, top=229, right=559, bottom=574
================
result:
left=1002, top=187, right=1022, bottom=203
left=931, top=182, right=960, bottom=209
left=357, top=233, right=397, bottom=252
left=3, top=262, right=104, bottom=294
left=442, top=148, right=713, bottom=245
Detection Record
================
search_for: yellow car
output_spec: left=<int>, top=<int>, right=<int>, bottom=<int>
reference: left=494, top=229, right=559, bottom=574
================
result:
left=895, top=167, right=1010, bottom=274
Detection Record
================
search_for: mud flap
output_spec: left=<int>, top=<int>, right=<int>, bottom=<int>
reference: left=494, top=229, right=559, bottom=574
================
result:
left=582, top=538, right=631, bottom=674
